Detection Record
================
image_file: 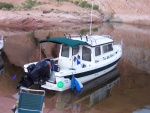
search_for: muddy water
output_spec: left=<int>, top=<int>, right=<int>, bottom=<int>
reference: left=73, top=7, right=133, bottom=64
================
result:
left=0, top=23, right=150, bottom=113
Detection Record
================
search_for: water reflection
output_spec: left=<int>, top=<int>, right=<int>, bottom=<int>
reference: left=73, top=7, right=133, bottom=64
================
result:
left=45, top=68, right=120, bottom=113
left=0, top=52, right=24, bottom=97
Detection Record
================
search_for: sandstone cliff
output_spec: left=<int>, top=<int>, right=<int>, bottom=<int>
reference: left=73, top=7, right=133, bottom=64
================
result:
left=0, top=1, right=102, bottom=30
left=99, top=0, right=150, bottom=25
left=0, top=0, right=150, bottom=29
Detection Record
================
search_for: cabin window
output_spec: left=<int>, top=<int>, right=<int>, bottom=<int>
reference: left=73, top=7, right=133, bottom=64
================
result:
left=108, top=43, right=113, bottom=51
left=73, top=46, right=79, bottom=55
left=95, top=46, right=101, bottom=56
left=103, top=43, right=113, bottom=53
left=103, top=45, right=107, bottom=53
left=82, top=46, right=91, bottom=61
left=61, top=45, right=69, bottom=57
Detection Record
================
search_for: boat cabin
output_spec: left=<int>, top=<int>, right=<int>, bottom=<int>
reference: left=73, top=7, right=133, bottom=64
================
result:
left=57, top=35, right=114, bottom=69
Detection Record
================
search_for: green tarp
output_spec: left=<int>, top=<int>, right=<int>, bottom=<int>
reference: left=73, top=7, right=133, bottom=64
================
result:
left=39, top=37, right=88, bottom=48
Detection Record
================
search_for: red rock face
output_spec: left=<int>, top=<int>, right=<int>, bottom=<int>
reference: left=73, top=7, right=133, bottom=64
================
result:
left=3, top=25, right=90, bottom=66
left=99, top=0, right=150, bottom=25
left=0, top=0, right=150, bottom=29
left=99, top=0, right=150, bottom=14
left=0, top=0, right=103, bottom=29
left=0, top=11, right=52, bottom=30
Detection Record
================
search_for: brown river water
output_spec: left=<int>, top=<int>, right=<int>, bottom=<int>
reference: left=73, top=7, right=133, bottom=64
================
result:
left=0, top=23, right=150, bottom=113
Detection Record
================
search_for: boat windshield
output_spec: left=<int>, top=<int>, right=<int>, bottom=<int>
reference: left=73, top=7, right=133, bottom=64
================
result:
left=73, top=46, right=79, bottom=55
left=103, top=43, right=113, bottom=53
left=95, top=46, right=101, bottom=56
left=61, top=45, right=69, bottom=57
left=82, top=46, right=91, bottom=61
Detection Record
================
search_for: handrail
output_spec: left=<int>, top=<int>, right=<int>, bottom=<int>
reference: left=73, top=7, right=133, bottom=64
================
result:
left=64, top=34, right=83, bottom=40
left=102, top=35, right=113, bottom=39
left=63, top=34, right=112, bottom=45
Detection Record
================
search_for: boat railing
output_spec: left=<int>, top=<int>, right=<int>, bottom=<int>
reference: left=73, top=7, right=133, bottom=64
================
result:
left=87, top=35, right=114, bottom=45
left=64, top=34, right=82, bottom=40
left=101, top=35, right=113, bottom=40
left=64, top=34, right=113, bottom=45
left=86, top=36, right=96, bottom=45
left=64, top=34, right=96, bottom=45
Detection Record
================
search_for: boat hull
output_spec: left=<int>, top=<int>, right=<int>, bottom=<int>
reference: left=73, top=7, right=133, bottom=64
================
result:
left=41, top=58, right=120, bottom=91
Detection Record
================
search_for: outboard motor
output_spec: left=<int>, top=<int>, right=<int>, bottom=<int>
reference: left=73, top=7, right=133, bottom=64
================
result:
left=17, top=59, right=51, bottom=89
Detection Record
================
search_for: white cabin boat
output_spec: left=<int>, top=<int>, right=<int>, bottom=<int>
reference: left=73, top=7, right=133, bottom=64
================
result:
left=18, top=34, right=122, bottom=91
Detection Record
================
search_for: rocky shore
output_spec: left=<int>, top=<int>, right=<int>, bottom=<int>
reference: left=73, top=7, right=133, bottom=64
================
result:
left=1, top=0, right=150, bottom=30
left=0, top=10, right=102, bottom=30
left=0, top=1, right=102, bottom=30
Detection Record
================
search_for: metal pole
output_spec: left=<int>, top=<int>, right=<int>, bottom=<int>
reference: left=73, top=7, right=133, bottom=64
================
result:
left=72, top=47, right=74, bottom=70
left=40, top=44, right=41, bottom=60
left=90, top=0, right=94, bottom=36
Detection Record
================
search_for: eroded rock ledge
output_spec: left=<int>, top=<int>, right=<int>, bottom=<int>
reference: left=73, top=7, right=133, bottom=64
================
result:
left=0, top=10, right=103, bottom=30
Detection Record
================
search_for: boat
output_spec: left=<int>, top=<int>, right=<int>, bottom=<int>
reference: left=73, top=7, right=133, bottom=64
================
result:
left=0, top=35, right=4, bottom=54
left=17, top=34, right=122, bottom=91
left=44, top=68, right=120, bottom=112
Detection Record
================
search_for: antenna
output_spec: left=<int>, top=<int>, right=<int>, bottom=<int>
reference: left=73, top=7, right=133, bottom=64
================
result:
left=90, top=0, right=94, bottom=36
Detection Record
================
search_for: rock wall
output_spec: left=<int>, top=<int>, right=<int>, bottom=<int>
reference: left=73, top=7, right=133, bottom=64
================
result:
left=0, top=0, right=150, bottom=29
left=99, top=0, right=150, bottom=25
left=99, top=0, right=150, bottom=14
left=0, top=10, right=102, bottom=30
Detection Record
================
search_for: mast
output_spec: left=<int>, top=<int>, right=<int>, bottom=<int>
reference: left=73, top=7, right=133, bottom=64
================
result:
left=90, top=0, right=94, bottom=35
left=40, top=44, right=41, bottom=60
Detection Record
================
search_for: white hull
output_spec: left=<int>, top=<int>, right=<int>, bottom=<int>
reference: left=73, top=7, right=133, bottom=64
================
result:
left=41, top=58, right=119, bottom=91
left=78, top=63, right=117, bottom=84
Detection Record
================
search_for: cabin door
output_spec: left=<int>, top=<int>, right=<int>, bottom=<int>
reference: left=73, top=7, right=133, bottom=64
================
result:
left=58, top=45, right=72, bottom=69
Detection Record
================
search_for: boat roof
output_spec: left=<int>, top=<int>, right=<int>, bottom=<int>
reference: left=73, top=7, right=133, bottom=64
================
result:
left=39, top=35, right=113, bottom=47
left=39, top=37, right=88, bottom=48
